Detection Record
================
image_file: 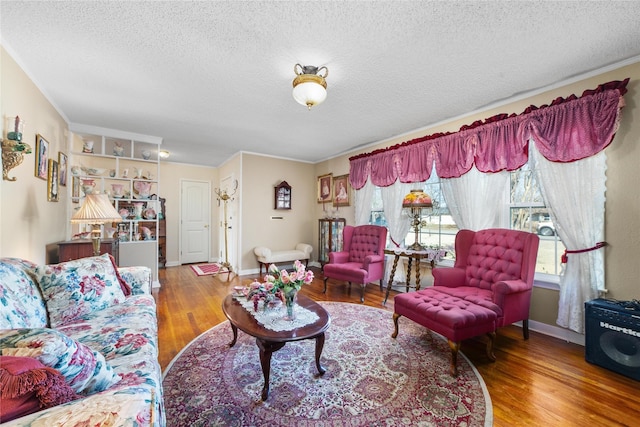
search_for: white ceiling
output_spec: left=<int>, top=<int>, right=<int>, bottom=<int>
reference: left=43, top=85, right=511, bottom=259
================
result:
left=2, top=1, right=640, bottom=168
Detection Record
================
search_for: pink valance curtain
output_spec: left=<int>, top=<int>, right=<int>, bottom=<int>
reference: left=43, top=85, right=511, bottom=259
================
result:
left=349, top=79, right=629, bottom=189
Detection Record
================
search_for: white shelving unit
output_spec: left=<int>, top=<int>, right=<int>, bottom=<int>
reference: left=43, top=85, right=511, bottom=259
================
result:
left=68, top=124, right=162, bottom=286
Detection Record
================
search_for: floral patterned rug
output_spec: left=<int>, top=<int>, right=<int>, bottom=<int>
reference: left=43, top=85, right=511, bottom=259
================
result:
left=162, top=302, right=492, bottom=426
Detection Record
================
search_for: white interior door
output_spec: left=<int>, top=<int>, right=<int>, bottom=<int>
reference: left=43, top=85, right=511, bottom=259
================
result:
left=219, top=176, right=237, bottom=270
left=180, top=180, right=211, bottom=264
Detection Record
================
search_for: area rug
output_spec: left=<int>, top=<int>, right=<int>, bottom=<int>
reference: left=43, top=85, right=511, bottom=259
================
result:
left=162, top=302, right=492, bottom=426
left=189, top=263, right=221, bottom=276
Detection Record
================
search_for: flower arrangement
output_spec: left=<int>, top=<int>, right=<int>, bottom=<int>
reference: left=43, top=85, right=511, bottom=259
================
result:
left=246, top=260, right=314, bottom=312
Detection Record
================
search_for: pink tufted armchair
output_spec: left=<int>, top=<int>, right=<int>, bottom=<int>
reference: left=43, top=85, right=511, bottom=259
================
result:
left=323, top=225, right=388, bottom=303
left=432, top=228, right=540, bottom=339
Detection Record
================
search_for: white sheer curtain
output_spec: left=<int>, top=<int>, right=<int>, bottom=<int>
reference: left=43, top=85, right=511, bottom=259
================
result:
left=354, top=178, right=375, bottom=225
left=441, top=166, right=510, bottom=231
left=381, top=181, right=414, bottom=247
left=531, top=144, right=607, bottom=333
left=380, top=181, right=414, bottom=284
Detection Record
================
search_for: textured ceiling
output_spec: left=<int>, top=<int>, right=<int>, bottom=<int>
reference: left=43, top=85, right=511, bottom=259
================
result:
left=2, top=1, right=640, bottom=167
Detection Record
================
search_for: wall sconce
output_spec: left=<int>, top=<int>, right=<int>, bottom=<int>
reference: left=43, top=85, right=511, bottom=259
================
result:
left=2, top=116, right=32, bottom=181
left=159, top=150, right=170, bottom=159
left=292, top=64, right=328, bottom=110
left=402, top=189, right=433, bottom=251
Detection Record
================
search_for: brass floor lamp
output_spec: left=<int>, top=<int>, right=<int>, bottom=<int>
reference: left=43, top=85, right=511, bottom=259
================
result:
left=215, top=180, right=237, bottom=280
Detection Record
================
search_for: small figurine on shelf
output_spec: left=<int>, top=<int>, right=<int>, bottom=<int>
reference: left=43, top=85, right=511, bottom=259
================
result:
left=82, top=140, right=94, bottom=153
left=140, top=226, right=153, bottom=240
left=113, top=142, right=124, bottom=156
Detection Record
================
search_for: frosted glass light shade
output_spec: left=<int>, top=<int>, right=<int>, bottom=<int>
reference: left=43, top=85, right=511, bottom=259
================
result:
left=293, top=81, right=327, bottom=109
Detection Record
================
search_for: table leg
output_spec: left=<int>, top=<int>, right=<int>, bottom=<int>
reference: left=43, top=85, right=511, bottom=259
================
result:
left=228, top=323, right=238, bottom=347
left=314, top=332, right=327, bottom=375
left=415, top=255, right=421, bottom=291
left=256, top=338, right=285, bottom=400
left=384, top=255, right=400, bottom=305
left=406, top=257, right=413, bottom=292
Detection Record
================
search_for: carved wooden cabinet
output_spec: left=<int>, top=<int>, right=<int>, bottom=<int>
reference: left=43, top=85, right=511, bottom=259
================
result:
left=318, top=218, right=346, bottom=266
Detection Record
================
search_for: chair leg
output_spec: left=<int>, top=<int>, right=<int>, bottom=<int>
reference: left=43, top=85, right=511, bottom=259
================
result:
left=379, top=279, right=383, bottom=291
left=447, top=340, right=460, bottom=377
left=486, top=331, right=497, bottom=361
left=360, top=284, right=365, bottom=303
left=522, top=319, right=530, bottom=340
left=323, top=277, right=328, bottom=294
left=391, top=313, right=401, bottom=338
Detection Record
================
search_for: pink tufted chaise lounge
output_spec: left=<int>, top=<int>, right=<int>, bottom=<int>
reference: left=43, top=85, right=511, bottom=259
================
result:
left=392, top=228, right=540, bottom=376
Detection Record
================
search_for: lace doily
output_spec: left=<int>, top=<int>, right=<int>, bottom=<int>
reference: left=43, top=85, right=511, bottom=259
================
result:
left=234, top=296, right=320, bottom=332
left=389, top=248, right=447, bottom=261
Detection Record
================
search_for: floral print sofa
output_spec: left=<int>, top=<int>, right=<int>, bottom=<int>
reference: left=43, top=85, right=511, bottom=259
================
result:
left=0, top=254, right=165, bottom=426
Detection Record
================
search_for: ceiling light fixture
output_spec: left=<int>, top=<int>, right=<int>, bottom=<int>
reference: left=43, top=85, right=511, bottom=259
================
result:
left=292, top=64, right=328, bottom=110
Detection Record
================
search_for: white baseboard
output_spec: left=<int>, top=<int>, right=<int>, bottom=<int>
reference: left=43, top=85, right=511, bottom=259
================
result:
left=152, top=280, right=161, bottom=289
left=515, top=319, right=585, bottom=346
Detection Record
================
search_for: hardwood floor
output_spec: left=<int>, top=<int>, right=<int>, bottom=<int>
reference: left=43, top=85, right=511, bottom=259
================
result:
left=154, top=265, right=639, bottom=426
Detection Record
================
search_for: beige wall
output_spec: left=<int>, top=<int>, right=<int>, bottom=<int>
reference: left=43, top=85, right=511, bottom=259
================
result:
left=1, top=47, right=69, bottom=263
left=240, top=153, right=316, bottom=273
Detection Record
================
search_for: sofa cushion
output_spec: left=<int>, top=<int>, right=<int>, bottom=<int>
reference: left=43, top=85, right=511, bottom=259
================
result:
left=0, top=258, right=48, bottom=329
left=35, top=253, right=126, bottom=327
left=58, top=294, right=159, bottom=361
left=0, top=355, right=78, bottom=423
left=0, top=328, right=121, bottom=395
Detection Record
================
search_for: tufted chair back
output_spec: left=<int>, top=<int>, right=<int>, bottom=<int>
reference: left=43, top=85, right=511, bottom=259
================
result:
left=323, top=225, right=388, bottom=303
left=432, top=228, right=539, bottom=338
left=345, top=225, right=386, bottom=263
left=456, top=228, right=538, bottom=291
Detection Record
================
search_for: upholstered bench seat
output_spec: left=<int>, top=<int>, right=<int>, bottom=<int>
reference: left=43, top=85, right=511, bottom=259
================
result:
left=393, top=288, right=497, bottom=376
left=254, top=243, right=312, bottom=276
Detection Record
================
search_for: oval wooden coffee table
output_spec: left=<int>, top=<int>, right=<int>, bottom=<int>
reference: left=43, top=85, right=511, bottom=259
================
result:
left=222, top=293, right=331, bottom=400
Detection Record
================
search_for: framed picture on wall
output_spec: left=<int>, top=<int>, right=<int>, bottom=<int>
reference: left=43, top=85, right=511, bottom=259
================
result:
left=47, top=159, right=59, bottom=202
left=58, top=152, right=68, bottom=186
left=317, top=173, right=332, bottom=203
left=35, top=134, right=49, bottom=180
left=333, top=174, right=350, bottom=207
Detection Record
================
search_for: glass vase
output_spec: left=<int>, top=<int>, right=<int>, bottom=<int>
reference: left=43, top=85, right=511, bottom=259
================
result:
left=283, top=289, right=297, bottom=321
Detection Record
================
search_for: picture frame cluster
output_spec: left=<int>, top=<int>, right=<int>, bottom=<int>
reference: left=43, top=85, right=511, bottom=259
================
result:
left=35, top=133, right=67, bottom=202
left=317, top=173, right=350, bottom=207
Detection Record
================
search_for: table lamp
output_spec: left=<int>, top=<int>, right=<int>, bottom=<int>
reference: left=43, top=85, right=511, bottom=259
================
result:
left=402, top=189, right=433, bottom=251
left=71, top=193, right=122, bottom=256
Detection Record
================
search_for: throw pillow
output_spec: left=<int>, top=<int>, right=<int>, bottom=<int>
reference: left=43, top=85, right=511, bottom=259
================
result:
left=108, top=253, right=132, bottom=296
left=35, top=253, right=126, bottom=327
left=0, top=355, right=78, bottom=422
left=0, top=328, right=121, bottom=395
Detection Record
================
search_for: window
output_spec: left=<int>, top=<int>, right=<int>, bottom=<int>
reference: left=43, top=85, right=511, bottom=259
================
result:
left=368, top=161, right=565, bottom=277
left=369, top=173, right=457, bottom=259
left=509, top=161, right=565, bottom=276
